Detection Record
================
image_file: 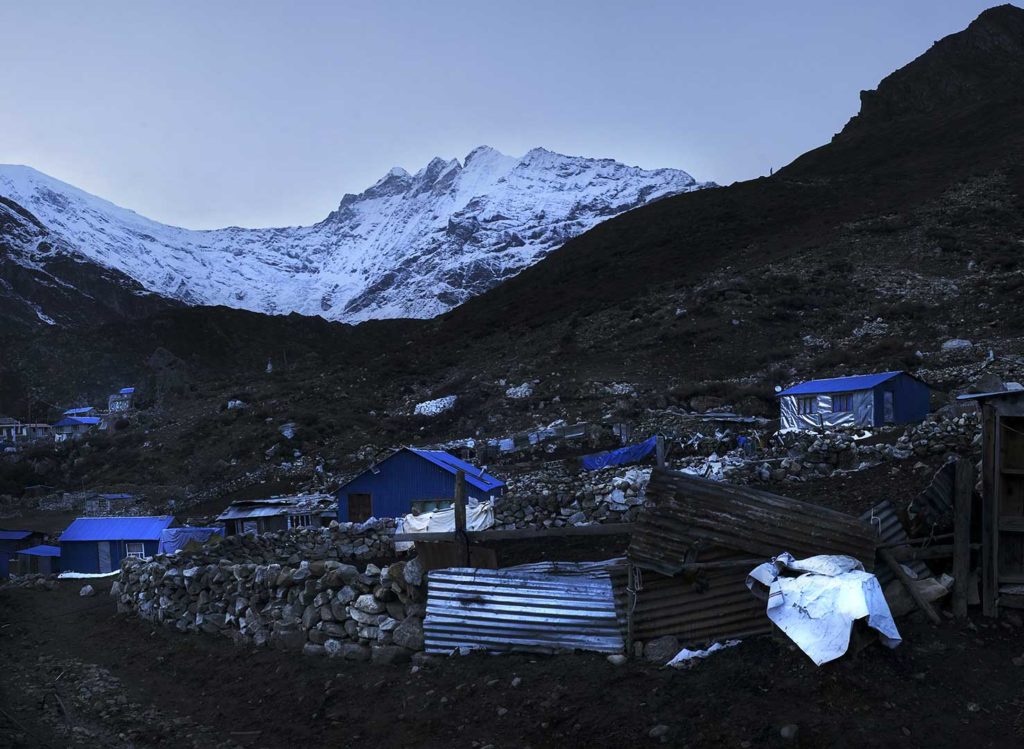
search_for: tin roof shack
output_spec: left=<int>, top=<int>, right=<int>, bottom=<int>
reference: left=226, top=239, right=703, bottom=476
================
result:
left=216, top=494, right=334, bottom=536
left=0, top=529, right=46, bottom=579
left=957, top=390, right=1024, bottom=616
left=777, top=371, right=930, bottom=432
left=59, top=516, right=174, bottom=573
left=14, top=545, right=61, bottom=576
left=108, top=387, right=135, bottom=413
left=336, top=448, right=506, bottom=523
left=52, top=416, right=101, bottom=442
left=0, top=419, right=52, bottom=446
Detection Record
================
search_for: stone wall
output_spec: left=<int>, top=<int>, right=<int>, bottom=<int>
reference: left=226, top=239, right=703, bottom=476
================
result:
left=193, top=518, right=398, bottom=564
left=115, top=549, right=426, bottom=664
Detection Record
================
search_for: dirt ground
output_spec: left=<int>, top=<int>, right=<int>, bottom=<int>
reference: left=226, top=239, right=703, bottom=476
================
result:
left=2, top=574, right=1023, bottom=749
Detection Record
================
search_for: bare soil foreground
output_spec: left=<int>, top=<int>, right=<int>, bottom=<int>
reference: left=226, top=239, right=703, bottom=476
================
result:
left=2, top=576, right=1022, bottom=749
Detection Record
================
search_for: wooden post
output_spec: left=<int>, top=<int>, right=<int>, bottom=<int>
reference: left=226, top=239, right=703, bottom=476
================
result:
left=655, top=435, right=666, bottom=468
left=452, top=470, right=469, bottom=566
left=453, top=470, right=467, bottom=533
left=880, top=548, right=942, bottom=625
left=953, top=458, right=974, bottom=619
left=981, top=405, right=998, bottom=617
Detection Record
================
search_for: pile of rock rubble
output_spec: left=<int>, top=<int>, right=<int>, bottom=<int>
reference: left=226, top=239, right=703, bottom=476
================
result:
left=0, top=572, right=58, bottom=591
left=189, top=518, right=397, bottom=563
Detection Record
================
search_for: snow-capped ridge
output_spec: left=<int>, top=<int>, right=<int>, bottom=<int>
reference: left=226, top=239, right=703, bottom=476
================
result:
left=0, top=147, right=713, bottom=323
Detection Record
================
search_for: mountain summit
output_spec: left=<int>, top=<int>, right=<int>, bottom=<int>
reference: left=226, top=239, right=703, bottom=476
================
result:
left=0, top=147, right=710, bottom=325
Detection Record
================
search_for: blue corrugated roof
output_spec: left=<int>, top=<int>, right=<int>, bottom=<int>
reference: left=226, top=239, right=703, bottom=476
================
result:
left=777, top=371, right=904, bottom=397
left=0, top=529, right=33, bottom=541
left=60, top=516, right=174, bottom=542
left=17, top=544, right=60, bottom=557
left=408, top=448, right=506, bottom=492
left=98, top=493, right=134, bottom=500
left=63, top=406, right=95, bottom=415
left=52, top=416, right=101, bottom=427
left=119, top=387, right=135, bottom=394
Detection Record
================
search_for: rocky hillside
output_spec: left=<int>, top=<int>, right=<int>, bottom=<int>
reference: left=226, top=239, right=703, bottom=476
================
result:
left=0, top=147, right=708, bottom=325
left=2, top=6, right=1023, bottom=500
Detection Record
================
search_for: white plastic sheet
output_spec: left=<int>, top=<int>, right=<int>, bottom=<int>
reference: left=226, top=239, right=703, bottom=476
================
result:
left=746, top=552, right=901, bottom=665
left=395, top=501, right=495, bottom=551
left=667, top=639, right=741, bottom=667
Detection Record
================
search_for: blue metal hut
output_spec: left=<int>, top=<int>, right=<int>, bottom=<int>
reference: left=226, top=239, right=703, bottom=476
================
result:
left=335, top=448, right=505, bottom=522
left=777, top=371, right=931, bottom=431
left=59, top=516, right=174, bottom=573
left=0, top=529, right=45, bottom=578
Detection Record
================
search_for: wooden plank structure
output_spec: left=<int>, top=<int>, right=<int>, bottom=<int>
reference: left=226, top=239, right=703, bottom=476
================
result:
left=959, top=390, right=1024, bottom=616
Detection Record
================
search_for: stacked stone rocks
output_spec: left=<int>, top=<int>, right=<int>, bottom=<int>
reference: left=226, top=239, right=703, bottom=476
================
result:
left=496, top=466, right=650, bottom=529
left=188, top=519, right=397, bottom=563
left=898, top=412, right=981, bottom=456
left=115, top=554, right=426, bottom=663
left=0, top=573, right=57, bottom=591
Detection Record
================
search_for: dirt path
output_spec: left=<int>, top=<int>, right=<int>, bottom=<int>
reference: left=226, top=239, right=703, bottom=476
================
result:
left=3, top=577, right=1024, bottom=748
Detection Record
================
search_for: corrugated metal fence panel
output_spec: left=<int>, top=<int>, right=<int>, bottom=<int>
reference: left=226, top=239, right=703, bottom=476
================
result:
left=909, top=460, right=956, bottom=532
left=424, top=565, right=625, bottom=655
left=629, top=468, right=877, bottom=575
left=860, top=500, right=930, bottom=585
left=631, top=564, right=771, bottom=645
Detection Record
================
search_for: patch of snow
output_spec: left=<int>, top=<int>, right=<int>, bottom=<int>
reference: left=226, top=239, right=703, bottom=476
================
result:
left=414, top=395, right=457, bottom=416
left=505, top=382, right=533, bottom=399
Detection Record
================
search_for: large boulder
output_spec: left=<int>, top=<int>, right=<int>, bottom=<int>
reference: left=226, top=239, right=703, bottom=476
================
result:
left=643, top=635, right=681, bottom=664
left=371, top=645, right=413, bottom=665
left=391, top=616, right=424, bottom=651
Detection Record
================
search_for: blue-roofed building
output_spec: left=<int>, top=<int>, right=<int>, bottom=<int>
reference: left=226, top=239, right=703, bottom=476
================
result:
left=15, top=545, right=61, bottom=575
left=777, top=371, right=930, bottom=431
left=335, top=448, right=505, bottom=522
left=59, top=516, right=174, bottom=573
left=53, top=415, right=101, bottom=442
left=0, top=529, right=46, bottom=578
left=108, top=387, right=136, bottom=412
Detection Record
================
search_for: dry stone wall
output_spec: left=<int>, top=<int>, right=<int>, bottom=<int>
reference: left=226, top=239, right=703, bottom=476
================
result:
left=114, top=521, right=426, bottom=663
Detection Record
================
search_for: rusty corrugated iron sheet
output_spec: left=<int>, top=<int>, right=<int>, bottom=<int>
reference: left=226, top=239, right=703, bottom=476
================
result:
left=628, top=549, right=772, bottom=645
left=424, top=561, right=625, bottom=655
left=628, top=468, right=877, bottom=576
left=908, top=459, right=956, bottom=533
left=860, top=500, right=929, bottom=585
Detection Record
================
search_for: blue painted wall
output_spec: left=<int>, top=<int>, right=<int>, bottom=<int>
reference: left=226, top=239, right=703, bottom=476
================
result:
left=871, top=374, right=931, bottom=427
left=60, top=539, right=160, bottom=573
left=336, top=450, right=504, bottom=521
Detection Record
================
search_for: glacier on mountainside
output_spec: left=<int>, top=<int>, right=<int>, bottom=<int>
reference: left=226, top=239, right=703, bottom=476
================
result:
left=0, top=146, right=711, bottom=323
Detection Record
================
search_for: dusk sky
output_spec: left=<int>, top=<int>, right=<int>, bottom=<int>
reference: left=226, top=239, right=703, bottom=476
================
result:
left=0, top=1, right=1003, bottom=229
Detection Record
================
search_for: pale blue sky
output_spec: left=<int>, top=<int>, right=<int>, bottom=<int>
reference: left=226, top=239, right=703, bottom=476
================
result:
left=0, top=1, right=1003, bottom=229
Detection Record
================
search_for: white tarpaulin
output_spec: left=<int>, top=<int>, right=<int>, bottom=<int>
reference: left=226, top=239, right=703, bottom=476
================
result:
left=667, top=639, right=741, bottom=668
left=746, top=552, right=901, bottom=665
left=395, top=501, right=495, bottom=551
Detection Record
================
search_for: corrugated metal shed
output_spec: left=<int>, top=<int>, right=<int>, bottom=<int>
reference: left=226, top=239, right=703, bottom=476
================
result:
left=16, top=544, right=60, bottom=557
left=629, top=468, right=877, bottom=576
left=52, top=416, right=101, bottom=427
left=408, top=449, right=506, bottom=493
left=424, top=561, right=625, bottom=655
left=777, top=371, right=905, bottom=396
left=59, top=516, right=174, bottom=542
left=0, top=529, right=32, bottom=541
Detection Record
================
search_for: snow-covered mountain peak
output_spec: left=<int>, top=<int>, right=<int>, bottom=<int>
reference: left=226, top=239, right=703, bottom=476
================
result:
left=0, top=148, right=713, bottom=323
